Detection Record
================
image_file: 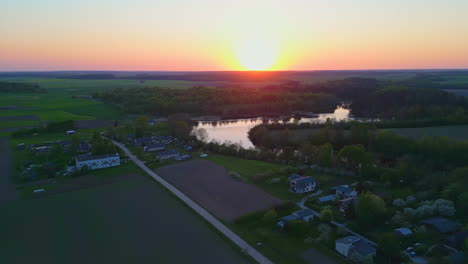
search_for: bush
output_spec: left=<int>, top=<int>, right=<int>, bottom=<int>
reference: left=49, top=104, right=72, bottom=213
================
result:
left=320, top=208, right=334, bottom=222
left=261, top=209, right=278, bottom=224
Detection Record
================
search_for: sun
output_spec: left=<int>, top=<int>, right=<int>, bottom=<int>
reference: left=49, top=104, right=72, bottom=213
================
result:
left=235, top=37, right=279, bottom=71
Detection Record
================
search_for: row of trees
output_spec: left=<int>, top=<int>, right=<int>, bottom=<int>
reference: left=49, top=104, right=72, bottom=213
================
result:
left=0, top=81, right=46, bottom=93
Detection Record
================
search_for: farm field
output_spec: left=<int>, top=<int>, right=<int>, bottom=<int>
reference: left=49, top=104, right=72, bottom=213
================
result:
left=0, top=173, right=251, bottom=264
left=387, top=125, right=468, bottom=141
left=155, top=159, right=282, bottom=221
left=438, top=75, right=468, bottom=85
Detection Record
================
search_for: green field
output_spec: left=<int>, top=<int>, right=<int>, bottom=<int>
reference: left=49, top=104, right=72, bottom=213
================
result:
left=387, top=125, right=468, bottom=141
left=0, top=174, right=251, bottom=264
left=439, top=75, right=468, bottom=85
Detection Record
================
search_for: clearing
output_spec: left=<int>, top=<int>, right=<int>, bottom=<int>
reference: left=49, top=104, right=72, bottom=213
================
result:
left=156, top=159, right=282, bottom=221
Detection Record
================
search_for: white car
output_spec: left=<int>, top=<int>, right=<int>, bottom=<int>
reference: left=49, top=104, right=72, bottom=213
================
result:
left=200, top=154, right=208, bottom=158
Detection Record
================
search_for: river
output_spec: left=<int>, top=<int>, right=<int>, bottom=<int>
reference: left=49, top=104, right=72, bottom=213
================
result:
left=193, top=107, right=363, bottom=148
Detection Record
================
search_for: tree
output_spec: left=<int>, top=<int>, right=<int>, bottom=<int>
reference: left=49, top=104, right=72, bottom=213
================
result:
left=457, top=192, right=468, bottom=218
left=318, top=143, right=334, bottom=167
left=261, top=209, right=278, bottom=224
left=378, top=233, right=401, bottom=263
left=320, top=208, right=333, bottom=222
left=337, top=144, right=372, bottom=172
left=356, top=193, right=386, bottom=229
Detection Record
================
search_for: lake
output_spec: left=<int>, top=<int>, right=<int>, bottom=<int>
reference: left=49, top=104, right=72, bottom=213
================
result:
left=193, top=107, right=361, bottom=148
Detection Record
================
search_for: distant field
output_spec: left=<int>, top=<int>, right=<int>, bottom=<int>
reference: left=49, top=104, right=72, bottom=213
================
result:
left=0, top=174, right=249, bottom=264
left=439, top=76, right=468, bottom=85
left=444, top=89, right=468, bottom=97
left=387, top=125, right=468, bottom=141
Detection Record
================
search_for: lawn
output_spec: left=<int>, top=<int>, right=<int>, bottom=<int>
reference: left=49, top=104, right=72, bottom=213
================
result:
left=206, top=154, right=288, bottom=179
left=386, top=125, right=468, bottom=141
left=0, top=174, right=251, bottom=264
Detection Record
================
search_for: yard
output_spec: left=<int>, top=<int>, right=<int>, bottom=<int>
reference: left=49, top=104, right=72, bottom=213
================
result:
left=0, top=174, right=251, bottom=264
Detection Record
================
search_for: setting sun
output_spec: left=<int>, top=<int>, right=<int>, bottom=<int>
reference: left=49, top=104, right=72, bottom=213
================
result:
left=235, top=37, right=279, bottom=71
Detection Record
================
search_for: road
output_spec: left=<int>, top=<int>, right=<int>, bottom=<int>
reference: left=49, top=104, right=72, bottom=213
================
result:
left=297, top=191, right=377, bottom=247
left=0, top=137, right=19, bottom=205
left=110, top=139, right=273, bottom=264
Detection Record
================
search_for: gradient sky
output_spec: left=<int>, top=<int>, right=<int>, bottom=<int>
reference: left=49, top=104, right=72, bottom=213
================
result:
left=1, top=0, right=468, bottom=71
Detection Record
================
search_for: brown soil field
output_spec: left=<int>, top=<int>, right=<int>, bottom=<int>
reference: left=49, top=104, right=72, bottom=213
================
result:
left=156, top=160, right=282, bottom=221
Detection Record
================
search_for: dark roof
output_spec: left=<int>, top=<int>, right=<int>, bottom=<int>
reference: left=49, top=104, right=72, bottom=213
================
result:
left=446, top=231, right=468, bottom=249
left=146, top=143, right=165, bottom=148
left=135, top=137, right=153, bottom=144
left=335, top=186, right=354, bottom=194
left=353, top=239, right=376, bottom=256
left=336, top=236, right=376, bottom=257
left=421, top=217, right=461, bottom=233
left=293, top=177, right=316, bottom=189
left=157, top=150, right=179, bottom=156
left=75, top=153, right=119, bottom=162
left=289, top=174, right=302, bottom=181
left=318, top=195, right=336, bottom=203
left=279, top=215, right=298, bottom=222
left=293, top=209, right=315, bottom=218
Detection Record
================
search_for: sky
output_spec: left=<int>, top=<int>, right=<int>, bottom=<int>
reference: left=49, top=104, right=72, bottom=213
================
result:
left=1, top=0, right=468, bottom=71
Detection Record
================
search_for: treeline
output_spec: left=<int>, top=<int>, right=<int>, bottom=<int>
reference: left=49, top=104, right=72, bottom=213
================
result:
left=12, top=120, right=75, bottom=137
left=94, top=86, right=338, bottom=118
left=0, top=81, right=46, bottom=93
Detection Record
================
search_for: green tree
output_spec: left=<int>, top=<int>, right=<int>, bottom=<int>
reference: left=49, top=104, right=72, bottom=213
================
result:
left=261, top=209, right=278, bottom=224
left=378, top=233, right=401, bottom=262
left=320, top=208, right=333, bottom=222
left=318, top=143, right=334, bottom=167
left=356, top=193, right=386, bottom=229
left=337, top=144, right=372, bottom=171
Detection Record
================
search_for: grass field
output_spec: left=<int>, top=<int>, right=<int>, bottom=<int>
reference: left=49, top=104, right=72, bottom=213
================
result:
left=387, top=125, right=468, bottom=141
left=438, top=75, right=468, bottom=85
left=0, top=174, right=251, bottom=264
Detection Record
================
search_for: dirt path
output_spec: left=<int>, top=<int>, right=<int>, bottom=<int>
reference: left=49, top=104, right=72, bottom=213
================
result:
left=0, top=137, right=19, bottom=205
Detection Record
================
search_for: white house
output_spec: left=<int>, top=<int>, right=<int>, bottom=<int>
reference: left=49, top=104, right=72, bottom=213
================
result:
left=75, top=153, right=120, bottom=170
left=289, top=174, right=317, bottom=193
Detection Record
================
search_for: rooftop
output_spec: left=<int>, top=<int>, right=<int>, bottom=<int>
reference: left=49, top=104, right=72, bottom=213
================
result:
left=420, top=217, right=461, bottom=233
left=75, top=153, right=119, bottom=162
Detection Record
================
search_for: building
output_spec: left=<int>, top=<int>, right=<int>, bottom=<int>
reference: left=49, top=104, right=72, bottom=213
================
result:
left=335, top=236, right=376, bottom=261
left=175, top=154, right=191, bottom=161
left=289, top=174, right=317, bottom=193
left=394, top=228, right=413, bottom=237
left=134, top=137, right=153, bottom=146
left=144, top=143, right=165, bottom=152
left=420, top=217, right=461, bottom=234
left=156, top=150, right=179, bottom=160
left=445, top=231, right=468, bottom=250
left=339, top=197, right=357, bottom=213
left=318, top=194, right=337, bottom=204
left=331, top=185, right=358, bottom=199
left=75, top=153, right=120, bottom=170
left=65, top=130, right=75, bottom=135
left=276, top=209, right=315, bottom=228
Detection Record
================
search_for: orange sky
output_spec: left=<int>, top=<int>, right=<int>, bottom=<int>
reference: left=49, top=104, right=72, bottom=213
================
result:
left=1, top=0, right=468, bottom=71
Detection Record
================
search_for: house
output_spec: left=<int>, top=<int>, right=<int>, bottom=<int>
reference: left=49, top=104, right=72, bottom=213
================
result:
left=144, top=143, right=165, bottom=152
left=288, top=174, right=317, bottom=193
left=445, top=231, right=468, bottom=250
left=156, top=150, right=179, bottom=160
left=65, top=130, right=75, bottom=135
left=332, top=185, right=357, bottom=199
left=420, top=217, right=461, bottom=234
left=134, top=137, right=153, bottom=146
left=277, top=215, right=298, bottom=228
left=75, top=153, right=120, bottom=170
left=277, top=209, right=315, bottom=228
left=335, top=236, right=376, bottom=261
left=292, top=209, right=315, bottom=222
left=339, top=197, right=357, bottom=213
left=183, top=145, right=193, bottom=151
left=394, top=228, right=413, bottom=237
left=318, top=194, right=337, bottom=204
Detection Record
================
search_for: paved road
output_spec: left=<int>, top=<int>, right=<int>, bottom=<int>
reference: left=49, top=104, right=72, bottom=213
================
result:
left=110, top=139, right=273, bottom=264
left=297, top=191, right=377, bottom=247
left=0, top=137, right=19, bottom=205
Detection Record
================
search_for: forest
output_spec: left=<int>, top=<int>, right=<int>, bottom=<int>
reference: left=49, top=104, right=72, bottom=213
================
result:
left=0, top=81, right=46, bottom=93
